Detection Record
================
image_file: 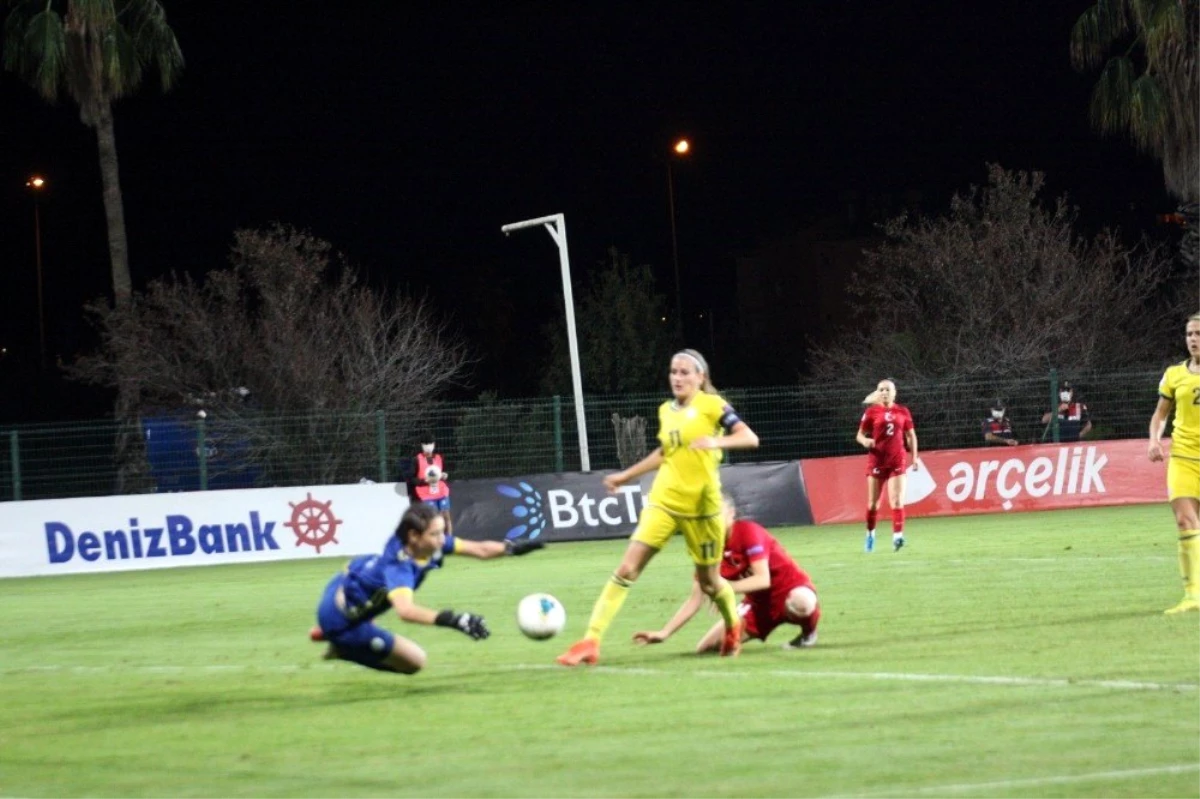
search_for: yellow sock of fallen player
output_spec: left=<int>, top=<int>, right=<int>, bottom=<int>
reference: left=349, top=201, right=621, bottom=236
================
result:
left=585, top=574, right=632, bottom=642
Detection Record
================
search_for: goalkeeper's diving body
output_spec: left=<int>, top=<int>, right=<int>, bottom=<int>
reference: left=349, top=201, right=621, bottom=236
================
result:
left=309, top=503, right=544, bottom=673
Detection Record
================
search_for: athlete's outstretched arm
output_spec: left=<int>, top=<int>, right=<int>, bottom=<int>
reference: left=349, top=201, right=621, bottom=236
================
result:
left=390, top=588, right=490, bottom=640
left=632, top=580, right=706, bottom=644
left=388, top=588, right=440, bottom=625
left=725, top=557, right=770, bottom=595
left=604, top=448, right=664, bottom=493
left=453, top=538, right=545, bottom=559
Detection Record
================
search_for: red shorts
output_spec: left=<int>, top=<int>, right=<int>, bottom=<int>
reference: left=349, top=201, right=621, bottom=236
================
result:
left=737, top=578, right=819, bottom=641
left=866, top=455, right=906, bottom=480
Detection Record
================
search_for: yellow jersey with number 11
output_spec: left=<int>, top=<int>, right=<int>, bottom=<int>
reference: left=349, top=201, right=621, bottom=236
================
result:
left=646, top=391, right=742, bottom=518
left=1159, top=361, right=1200, bottom=460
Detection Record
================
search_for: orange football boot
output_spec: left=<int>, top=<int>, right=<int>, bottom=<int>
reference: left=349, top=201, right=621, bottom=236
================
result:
left=719, top=621, right=743, bottom=657
left=556, top=638, right=600, bottom=666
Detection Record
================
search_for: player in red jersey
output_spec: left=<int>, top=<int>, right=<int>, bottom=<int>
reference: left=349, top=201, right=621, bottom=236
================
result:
left=632, top=493, right=820, bottom=652
left=857, top=378, right=920, bottom=553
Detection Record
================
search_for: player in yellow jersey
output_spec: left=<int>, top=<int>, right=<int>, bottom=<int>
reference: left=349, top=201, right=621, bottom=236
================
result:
left=1148, top=312, right=1200, bottom=614
left=557, top=349, right=760, bottom=666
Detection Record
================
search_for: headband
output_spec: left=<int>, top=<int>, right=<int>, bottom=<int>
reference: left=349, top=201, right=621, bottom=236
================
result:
left=674, top=350, right=708, bottom=375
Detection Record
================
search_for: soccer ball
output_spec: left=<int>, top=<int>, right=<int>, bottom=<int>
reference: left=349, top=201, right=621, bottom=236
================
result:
left=516, top=593, right=566, bottom=640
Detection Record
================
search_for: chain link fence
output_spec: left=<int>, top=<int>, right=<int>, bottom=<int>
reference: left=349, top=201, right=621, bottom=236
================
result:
left=0, top=366, right=1171, bottom=502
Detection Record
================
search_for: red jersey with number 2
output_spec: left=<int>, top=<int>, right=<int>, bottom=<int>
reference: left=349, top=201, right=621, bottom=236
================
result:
left=860, top=403, right=914, bottom=473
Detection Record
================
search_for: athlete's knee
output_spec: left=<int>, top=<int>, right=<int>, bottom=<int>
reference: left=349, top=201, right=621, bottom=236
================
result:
left=694, top=568, right=723, bottom=596
left=786, top=587, right=818, bottom=618
left=1172, top=503, right=1200, bottom=531
left=614, top=561, right=643, bottom=583
left=386, top=642, right=426, bottom=674
left=616, top=543, right=657, bottom=582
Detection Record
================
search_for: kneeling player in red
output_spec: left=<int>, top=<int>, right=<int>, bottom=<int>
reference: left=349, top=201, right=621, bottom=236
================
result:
left=632, top=492, right=820, bottom=652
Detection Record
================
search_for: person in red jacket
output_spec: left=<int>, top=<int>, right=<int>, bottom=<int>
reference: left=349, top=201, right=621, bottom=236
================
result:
left=412, top=435, right=453, bottom=534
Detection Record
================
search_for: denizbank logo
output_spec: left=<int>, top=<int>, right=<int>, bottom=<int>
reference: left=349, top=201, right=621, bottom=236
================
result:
left=496, top=480, right=646, bottom=539
left=41, top=493, right=343, bottom=565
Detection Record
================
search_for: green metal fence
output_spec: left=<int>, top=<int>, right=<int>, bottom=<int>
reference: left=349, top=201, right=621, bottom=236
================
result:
left=0, top=366, right=1174, bottom=502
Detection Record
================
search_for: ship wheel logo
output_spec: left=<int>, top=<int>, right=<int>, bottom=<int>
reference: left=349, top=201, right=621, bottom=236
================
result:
left=284, top=493, right=344, bottom=553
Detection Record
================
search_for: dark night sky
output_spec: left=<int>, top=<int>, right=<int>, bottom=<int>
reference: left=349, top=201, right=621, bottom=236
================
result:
left=0, top=1, right=1174, bottom=416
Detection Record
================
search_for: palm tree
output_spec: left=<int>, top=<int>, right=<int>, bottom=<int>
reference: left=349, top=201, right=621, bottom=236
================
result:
left=3, top=0, right=183, bottom=310
left=1070, top=0, right=1198, bottom=204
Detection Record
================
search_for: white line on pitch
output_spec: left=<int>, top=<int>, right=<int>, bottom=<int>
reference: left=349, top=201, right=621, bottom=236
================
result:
left=823, top=763, right=1200, bottom=797
left=501, top=663, right=1199, bottom=692
left=0, top=663, right=340, bottom=675
left=4, top=663, right=1196, bottom=692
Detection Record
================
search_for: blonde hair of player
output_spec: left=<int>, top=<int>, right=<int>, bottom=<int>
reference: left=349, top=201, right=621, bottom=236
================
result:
left=862, top=378, right=897, bottom=406
left=674, top=348, right=717, bottom=394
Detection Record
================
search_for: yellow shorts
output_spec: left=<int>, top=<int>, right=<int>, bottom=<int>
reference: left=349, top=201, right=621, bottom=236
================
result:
left=630, top=504, right=725, bottom=565
left=1167, top=457, right=1200, bottom=501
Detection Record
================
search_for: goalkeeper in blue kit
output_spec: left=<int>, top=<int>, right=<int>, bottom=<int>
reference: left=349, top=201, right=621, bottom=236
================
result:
left=310, top=503, right=544, bottom=674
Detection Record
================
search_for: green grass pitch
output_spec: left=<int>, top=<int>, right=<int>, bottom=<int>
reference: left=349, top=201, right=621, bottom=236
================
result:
left=1, top=504, right=1197, bottom=798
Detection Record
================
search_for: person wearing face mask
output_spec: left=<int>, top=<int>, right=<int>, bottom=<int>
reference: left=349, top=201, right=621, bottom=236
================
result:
left=1041, top=381, right=1093, bottom=443
left=556, top=348, right=760, bottom=667
left=413, top=436, right=453, bottom=534
left=982, top=400, right=1018, bottom=446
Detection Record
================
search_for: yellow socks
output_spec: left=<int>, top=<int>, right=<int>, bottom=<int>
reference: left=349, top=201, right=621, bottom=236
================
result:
left=584, top=574, right=632, bottom=642
left=711, top=580, right=739, bottom=628
left=1179, top=531, right=1199, bottom=599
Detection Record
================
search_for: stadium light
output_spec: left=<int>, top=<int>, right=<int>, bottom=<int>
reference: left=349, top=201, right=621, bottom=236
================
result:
left=501, top=213, right=591, bottom=472
left=667, top=138, right=691, bottom=334
left=25, top=175, right=47, bottom=370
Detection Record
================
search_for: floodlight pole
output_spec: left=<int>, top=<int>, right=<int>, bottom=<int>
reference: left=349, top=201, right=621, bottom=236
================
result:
left=501, top=213, right=591, bottom=472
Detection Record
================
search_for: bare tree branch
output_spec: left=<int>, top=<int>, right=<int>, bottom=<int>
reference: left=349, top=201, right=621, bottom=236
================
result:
left=811, top=165, right=1186, bottom=387
left=68, top=224, right=470, bottom=487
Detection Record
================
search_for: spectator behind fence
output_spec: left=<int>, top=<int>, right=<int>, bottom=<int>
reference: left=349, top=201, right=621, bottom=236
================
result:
left=412, top=435, right=453, bottom=535
left=1041, top=381, right=1092, bottom=442
left=982, top=400, right=1018, bottom=446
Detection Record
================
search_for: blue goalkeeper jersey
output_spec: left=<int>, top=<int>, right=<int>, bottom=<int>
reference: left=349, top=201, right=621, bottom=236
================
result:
left=338, top=534, right=459, bottom=622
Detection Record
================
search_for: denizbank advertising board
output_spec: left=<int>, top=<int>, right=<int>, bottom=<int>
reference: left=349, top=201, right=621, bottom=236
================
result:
left=0, top=483, right=412, bottom=578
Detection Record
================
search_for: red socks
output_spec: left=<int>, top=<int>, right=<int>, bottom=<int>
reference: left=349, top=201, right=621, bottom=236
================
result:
left=892, top=508, right=905, bottom=534
left=800, top=606, right=821, bottom=637
left=866, top=509, right=878, bottom=531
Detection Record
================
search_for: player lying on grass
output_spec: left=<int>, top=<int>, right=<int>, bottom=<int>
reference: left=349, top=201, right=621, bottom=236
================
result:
left=308, top=503, right=544, bottom=674
left=632, top=493, right=820, bottom=652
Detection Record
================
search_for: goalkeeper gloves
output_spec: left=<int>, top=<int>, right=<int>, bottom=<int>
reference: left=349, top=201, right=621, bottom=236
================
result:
left=435, top=609, right=490, bottom=640
left=505, top=539, right=545, bottom=557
